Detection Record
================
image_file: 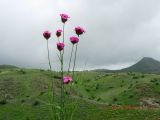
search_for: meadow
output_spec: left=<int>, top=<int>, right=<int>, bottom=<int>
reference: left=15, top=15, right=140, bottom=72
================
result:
left=0, top=67, right=160, bottom=120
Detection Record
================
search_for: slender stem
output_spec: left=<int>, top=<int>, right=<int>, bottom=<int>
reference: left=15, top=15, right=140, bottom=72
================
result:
left=60, top=51, right=64, bottom=120
left=68, top=45, right=74, bottom=73
left=47, top=40, right=52, bottom=70
left=72, top=43, right=78, bottom=81
left=62, top=24, right=65, bottom=57
left=62, top=24, right=65, bottom=43
left=46, top=40, right=56, bottom=120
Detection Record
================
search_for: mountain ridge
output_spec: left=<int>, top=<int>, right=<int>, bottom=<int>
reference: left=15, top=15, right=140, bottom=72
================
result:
left=93, top=57, right=160, bottom=73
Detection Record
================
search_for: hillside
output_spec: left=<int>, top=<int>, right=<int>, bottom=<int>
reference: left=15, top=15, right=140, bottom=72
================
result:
left=0, top=65, right=18, bottom=69
left=121, top=57, right=160, bottom=73
left=94, top=57, right=160, bottom=73
left=0, top=68, right=160, bottom=119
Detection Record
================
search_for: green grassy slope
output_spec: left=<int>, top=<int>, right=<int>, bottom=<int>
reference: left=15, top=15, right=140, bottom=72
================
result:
left=0, top=68, right=160, bottom=120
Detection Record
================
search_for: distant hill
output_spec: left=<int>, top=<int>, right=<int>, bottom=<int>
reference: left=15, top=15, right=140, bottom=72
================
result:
left=93, top=57, right=160, bottom=73
left=0, top=65, right=18, bottom=69
left=121, top=57, right=160, bottom=73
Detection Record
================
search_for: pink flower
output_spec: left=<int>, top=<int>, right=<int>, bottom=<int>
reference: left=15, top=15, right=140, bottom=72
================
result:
left=60, top=13, right=70, bottom=23
left=63, top=76, right=72, bottom=84
left=57, top=42, right=65, bottom=51
left=70, top=36, right=79, bottom=44
left=56, top=29, right=62, bottom=38
left=75, top=26, right=85, bottom=36
left=43, top=31, right=51, bottom=40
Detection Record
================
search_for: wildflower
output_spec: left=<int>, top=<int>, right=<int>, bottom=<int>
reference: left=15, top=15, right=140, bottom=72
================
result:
left=56, top=29, right=62, bottom=38
left=75, top=26, right=85, bottom=36
left=63, top=76, right=72, bottom=84
left=57, top=42, right=65, bottom=51
left=70, top=36, right=79, bottom=44
left=43, top=31, right=51, bottom=40
left=60, top=13, right=70, bottom=23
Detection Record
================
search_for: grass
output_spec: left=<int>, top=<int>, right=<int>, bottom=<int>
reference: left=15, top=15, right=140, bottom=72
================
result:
left=0, top=68, right=160, bottom=120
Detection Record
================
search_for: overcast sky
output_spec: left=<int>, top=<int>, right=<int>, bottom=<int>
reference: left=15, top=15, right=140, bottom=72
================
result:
left=1, top=0, right=160, bottom=70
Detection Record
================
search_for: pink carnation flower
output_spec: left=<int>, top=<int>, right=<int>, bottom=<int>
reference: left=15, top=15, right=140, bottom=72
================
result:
left=43, top=31, right=51, bottom=40
left=63, top=76, right=72, bottom=84
left=56, top=29, right=62, bottom=37
left=57, top=42, right=65, bottom=51
left=70, top=36, right=79, bottom=44
left=75, top=26, right=85, bottom=36
left=60, top=13, right=70, bottom=23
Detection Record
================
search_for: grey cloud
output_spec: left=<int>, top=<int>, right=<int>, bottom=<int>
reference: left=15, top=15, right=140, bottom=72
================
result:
left=1, top=0, right=160, bottom=70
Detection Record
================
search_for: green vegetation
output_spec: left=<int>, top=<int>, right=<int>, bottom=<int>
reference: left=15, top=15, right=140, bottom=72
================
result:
left=0, top=68, right=160, bottom=120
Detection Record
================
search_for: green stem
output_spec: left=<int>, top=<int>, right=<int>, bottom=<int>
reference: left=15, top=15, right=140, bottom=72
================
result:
left=68, top=45, right=74, bottom=73
left=72, top=43, right=78, bottom=82
left=47, top=40, right=57, bottom=120
left=47, top=40, right=52, bottom=70
left=60, top=51, right=64, bottom=120
left=62, top=24, right=65, bottom=43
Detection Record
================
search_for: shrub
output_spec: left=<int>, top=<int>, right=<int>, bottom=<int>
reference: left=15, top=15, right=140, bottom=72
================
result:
left=40, top=69, right=44, bottom=72
left=109, top=86, right=114, bottom=89
left=128, top=84, right=133, bottom=89
left=32, top=100, right=40, bottom=106
left=113, top=98, right=118, bottom=102
left=150, top=78, right=158, bottom=83
left=141, top=75, right=145, bottom=78
left=155, top=83, right=159, bottom=85
left=53, top=75, right=61, bottom=79
left=85, top=88, right=90, bottom=92
left=95, top=84, right=99, bottom=90
left=21, top=99, right=25, bottom=103
left=19, top=69, right=26, bottom=74
left=120, top=85, right=123, bottom=87
left=129, top=95, right=134, bottom=98
left=132, top=76, right=139, bottom=79
left=0, top=99, right=7, bottom=105
left=96, top=97, right=101, bottom=101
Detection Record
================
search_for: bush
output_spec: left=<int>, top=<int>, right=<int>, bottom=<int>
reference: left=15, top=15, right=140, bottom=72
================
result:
left=113, top=98, right=118, bottom=102
left=40, top=69, right=44, bottom=72
left=155, top=83, right=159, bottom=85
left=120, top=85, right=123, bottom=87
left=53, top=75, right=61, bottom=79
left=150, top=78, right=158, bottom=83
left=129, top=95, right=134, bottom=98
left=132, top=76, right=139, bottom=79
left=85, top=88, right=90, bottom=92
left=109, top=86, right=114, bottom=89
left=86, top=79, right=90, bottom=82
left=21, top=99, right=25, bottom=103
left=128, top=84, right=133, bottom=89
left=0, top=99, right=7, bottom=105
left=32, top=100, right=40, bottom=106
left=95, top=84, right=99, bottom=90
left=141, top=75, right=145, bottom=78
left=96, top=97, right=101, bottom=101
left=19, top=69, right=26, bottom=74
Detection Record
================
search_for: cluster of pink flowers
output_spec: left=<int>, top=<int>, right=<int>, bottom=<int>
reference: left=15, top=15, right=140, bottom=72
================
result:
left=42, top=13, right=86, bottom=83
left=42, top=13, right=86, bottom=120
